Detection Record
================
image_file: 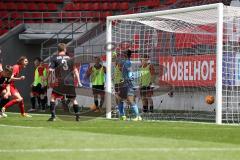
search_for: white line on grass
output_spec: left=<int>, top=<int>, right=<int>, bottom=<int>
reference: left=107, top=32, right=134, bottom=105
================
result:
left=0, top=148, right=240, bottom=153
left=0, top=124, right=43, bottom=129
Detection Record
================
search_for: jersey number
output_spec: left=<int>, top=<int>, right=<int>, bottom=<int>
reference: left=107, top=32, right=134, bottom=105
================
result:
left=61, top=59, right=69, bottom=71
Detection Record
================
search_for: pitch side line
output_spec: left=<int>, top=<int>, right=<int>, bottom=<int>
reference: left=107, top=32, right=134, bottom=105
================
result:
left=0, top=148, right=240, bottom=153
left=0, top=124, right=43, bottom=129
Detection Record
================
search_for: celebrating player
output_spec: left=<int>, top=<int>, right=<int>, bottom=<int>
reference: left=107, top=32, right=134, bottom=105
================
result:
left=117, top=49, right=142, bottom=121
left=48, top=43, right=82, bottom=121
left=1, top=56, right=31, bottom=117
left=28, top=57, right=48, bottom=112
left=86, top=55, right=106, bottom=112
left=139, top=54, right=155, bottom=113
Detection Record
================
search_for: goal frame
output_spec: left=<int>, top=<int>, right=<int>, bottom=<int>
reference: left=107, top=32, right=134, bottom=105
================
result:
left=105, top=3, right=224, bottom=124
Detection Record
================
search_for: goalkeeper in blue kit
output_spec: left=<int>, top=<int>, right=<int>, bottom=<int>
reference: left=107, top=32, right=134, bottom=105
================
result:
left=117, top=49, right=142, bottom=121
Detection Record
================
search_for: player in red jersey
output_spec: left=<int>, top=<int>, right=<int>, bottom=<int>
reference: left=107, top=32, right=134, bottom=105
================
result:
left=1, top=56, right=32, bottom=117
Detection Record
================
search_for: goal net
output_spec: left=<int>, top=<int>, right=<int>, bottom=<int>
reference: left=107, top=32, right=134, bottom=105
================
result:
left=106, top=3, right=240, bottom=124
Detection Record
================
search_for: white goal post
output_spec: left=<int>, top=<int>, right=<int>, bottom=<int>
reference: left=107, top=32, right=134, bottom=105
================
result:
left=106, top=3, right=240, bottom=124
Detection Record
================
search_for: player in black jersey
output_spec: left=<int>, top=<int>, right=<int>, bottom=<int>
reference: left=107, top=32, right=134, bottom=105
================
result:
left=0, top=65, right=12, bottom=118
left=48, top=43, right=82, bottom=121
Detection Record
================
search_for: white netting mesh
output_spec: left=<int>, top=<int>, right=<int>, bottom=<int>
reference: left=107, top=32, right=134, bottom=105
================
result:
left=109, top=5, right=240, bottom=123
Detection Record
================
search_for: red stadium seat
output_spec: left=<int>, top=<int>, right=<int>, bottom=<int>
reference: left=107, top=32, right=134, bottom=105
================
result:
left=11, top=12, right=22, bottom=19
left=62, top=12, right=73, bottom=18
left=119, top=2, right=129, bottom=10
left=23, top=13, right=32, bottom=19
left=92, top=3, right=100, bottom=11
left=136, top=0, right=159, bottom=8
left=163, top=0, right=176, bottom=5
left=27, top=3, right=38, bottom=11
left=0, top=11, right=8, bottom=18
left=73, top=12, right=81, bottom=18
left=63, top=3, right=77, bottom=11
left=0, top=3, right=6, bottom=10
left=31, top=12, right=42, bottom=19
left=0, top=20, right=2, bottom=26
left=17, top=3, right=27, bottom=11
left=6, top=3, right=17, bottom=11
left=43, top=13, right=51, bottom=18
left=101, top=3, right=109, bottom=11
left=111, top=3, right=118, bottom=10
left=76, top=3, right=83, bottom=10
left=84, top=3, right=91, bottom=11
left=38, top=3, right=48, bottom=11
left=47, top=3, right=57, bottom=11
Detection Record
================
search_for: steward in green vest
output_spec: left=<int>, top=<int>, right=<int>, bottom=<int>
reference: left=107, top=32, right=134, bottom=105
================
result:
left=86, top=55, right=106, bottom=112
left=29, top=57, right=48, bottom=112
left=140, top=54, right=155, bottom=113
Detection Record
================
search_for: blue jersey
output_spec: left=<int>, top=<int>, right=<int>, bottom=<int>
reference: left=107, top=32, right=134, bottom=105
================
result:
left=122, top=59, right=131, bottom=81
left=121, top=59, right=134, bottom=88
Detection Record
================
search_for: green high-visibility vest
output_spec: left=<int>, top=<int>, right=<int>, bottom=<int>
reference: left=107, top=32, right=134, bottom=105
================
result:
left=140, top=64, right=151, bottom=87
left=114, top=64, right=123, bottom=84
left=91, top=66, right=105, bottom=85
left=33, top=66, right=47, bottom=86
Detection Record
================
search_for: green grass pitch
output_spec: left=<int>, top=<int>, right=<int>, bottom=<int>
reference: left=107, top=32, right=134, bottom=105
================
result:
left=0, top=113, right=240, bottom=160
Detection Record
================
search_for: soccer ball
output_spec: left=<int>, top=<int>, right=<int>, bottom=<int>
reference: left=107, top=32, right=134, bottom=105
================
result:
left=205, top=95, right=214, bottom=105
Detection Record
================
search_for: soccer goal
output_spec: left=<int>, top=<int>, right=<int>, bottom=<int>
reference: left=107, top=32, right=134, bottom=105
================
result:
left=105, top=3, right=240, bottom=124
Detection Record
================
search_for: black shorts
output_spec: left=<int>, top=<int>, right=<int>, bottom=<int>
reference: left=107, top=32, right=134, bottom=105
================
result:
left=116, top=81, right=135, bottom=100
left=52, top=85, right=76, bottom=99
left=32, top=84, right=47, bottom=95
left=140, top=86, right=153, bottom=97
left=92, top=85, right=105, bottom=95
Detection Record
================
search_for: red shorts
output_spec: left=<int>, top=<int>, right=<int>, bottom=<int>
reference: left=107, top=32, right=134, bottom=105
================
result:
left=10, top=85, right=19, bottom=95
left=51, top=92, right=64, bottom=100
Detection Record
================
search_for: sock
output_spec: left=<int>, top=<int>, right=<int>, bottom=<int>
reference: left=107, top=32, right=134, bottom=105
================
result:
left=37, top=96, right=41, bottom=108
left=149, top=106, right=154, bottom=113
left=19, top=100, right=25, bottom=114
left=3, top=99, right=19, bottom=110
left=131, top=103, right=139, bottom=117
left=50, top=102, right=56, bottom=118
left=99, top=97, right=104, bottom=108
left=143, top=106, right=148, bottom=113
left=0, top=98, right=9, bottom=109
left=118, top=101, right=125, bottom=116
left=30, top=97, right=36, bottom=109
left=73, top=104, right=79, bottom=114
left=94, top=99, right=98, bottom=107
left=41, top=97, right=47, bottom=110
left=44, top=96, right=47, bottom=109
